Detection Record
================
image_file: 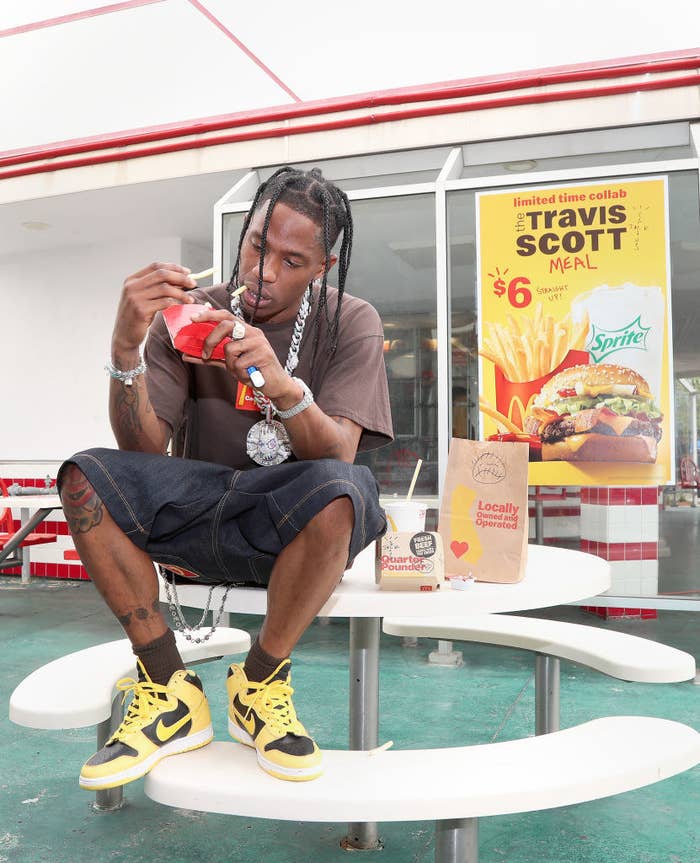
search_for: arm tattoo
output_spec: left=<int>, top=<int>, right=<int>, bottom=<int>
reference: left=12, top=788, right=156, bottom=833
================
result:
left=62, top=473, right=104, bottom=535
left=118, top=612, right=132, bottom=628
left=111, top=353, right=160, bottom=449
left=114, top=381, right=144, bottom=437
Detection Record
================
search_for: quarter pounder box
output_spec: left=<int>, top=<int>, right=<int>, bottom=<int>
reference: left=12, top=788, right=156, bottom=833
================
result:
left=376, top=531, right=445, bottom=591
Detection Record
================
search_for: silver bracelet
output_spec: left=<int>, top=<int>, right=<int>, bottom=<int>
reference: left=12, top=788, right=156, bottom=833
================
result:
left=105, top=356, right=147, bottom=387
left=272, top=377, right=314, bottom=419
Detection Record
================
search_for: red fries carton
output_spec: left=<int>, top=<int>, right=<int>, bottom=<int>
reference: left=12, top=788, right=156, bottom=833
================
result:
left=162, top=304, right=231, bottom=361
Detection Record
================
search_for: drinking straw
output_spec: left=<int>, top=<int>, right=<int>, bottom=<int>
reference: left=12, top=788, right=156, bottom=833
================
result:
left=406, top=459, right=423, bottom=501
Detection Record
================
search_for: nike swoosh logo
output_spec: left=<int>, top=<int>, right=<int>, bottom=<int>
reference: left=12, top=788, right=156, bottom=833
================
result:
left=233, top=696, right=263, bottom=739
left=237, top=712, right=257, bottom=737
left=156, top=713, right=192, bottom=743
left=236, top=710, right=255, bottom=737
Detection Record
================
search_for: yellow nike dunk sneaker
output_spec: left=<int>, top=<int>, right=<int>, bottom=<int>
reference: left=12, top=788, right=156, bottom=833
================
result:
left=226, top=660, right=322, bottom=781
left=79, top=665, right=213, bottom=791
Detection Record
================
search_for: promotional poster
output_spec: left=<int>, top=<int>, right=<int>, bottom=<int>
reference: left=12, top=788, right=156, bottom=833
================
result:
left=476, top=176, right=674, bottom=486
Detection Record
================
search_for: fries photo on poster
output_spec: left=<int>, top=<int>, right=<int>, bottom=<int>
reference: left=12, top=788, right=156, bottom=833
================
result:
left=476, top=176, right=674, bottom=486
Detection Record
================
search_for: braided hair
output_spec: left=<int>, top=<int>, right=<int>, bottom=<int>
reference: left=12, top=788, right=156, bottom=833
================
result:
left=227, top=166, right=353, bottom=354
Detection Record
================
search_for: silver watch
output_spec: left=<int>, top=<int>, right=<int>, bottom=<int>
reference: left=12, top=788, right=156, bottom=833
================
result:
left=273, top=377, right=314, bottom=420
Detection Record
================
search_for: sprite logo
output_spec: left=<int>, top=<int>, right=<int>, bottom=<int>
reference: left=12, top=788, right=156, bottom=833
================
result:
left=588, top=316, right=650, bottom=363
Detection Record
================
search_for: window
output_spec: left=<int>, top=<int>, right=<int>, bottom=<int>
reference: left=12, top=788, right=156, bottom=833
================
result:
left=345, top=195, right=438, bottom=496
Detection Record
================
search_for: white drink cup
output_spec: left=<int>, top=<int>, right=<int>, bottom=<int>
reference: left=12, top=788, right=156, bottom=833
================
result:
left=383, top=500, right=427, bottom=532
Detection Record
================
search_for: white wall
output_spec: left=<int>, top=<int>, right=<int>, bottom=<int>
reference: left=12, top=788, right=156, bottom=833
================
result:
left=0, top=237, right=182, bottom=460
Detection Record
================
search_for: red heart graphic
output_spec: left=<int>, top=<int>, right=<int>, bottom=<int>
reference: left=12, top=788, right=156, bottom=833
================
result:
left=450, top=540, right=469, bottom=559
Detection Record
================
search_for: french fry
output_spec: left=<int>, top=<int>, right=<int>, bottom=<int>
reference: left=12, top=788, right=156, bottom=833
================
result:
left=481, top=301, right=589, bottom=384
left=520, top=335, right=535, bottom=379
left=550, top=326, right=567, bottom=371
left=543, top=315, right=554, bottom=347
left=506, top=314, right=520, bottom=341
left=533, top=301, right=543, bottom=333
left=189, top=267, right=214, bottom=281
left=478, top=347, right=501, bottom=366
left=479, top=397, right=522, bottom=434
left=486, top=325, right=512, bottom=376
left=572, top=312, right=590, bottom=350
left=536, top=339, right=549, bottom=379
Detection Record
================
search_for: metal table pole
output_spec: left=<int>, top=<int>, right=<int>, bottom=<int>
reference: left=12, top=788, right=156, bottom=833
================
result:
left=93, top=694, right=125, bottom=812
left=342, top=616, right=382, bottom=850
left=20, top=507, right=31, bottom=583
left=535, top=498, right=544, bottom=545
left=435, top=818, right=478, bottom=863
left=535, top=654, right=560, bottom=735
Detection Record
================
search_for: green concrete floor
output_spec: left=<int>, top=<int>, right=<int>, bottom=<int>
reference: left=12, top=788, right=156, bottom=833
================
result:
left=2, top=576, right=699, bottom=863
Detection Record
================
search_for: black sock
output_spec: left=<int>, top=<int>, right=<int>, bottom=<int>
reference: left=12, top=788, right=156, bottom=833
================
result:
left=244, top=636, right=288, bottom=683
left=135, top=628, right=185, bottom=686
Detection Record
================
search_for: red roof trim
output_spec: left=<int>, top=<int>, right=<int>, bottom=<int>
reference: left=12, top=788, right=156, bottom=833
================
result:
left=1, top=70, right=697, bottom=182
left=1, top=49, right=697, bottom=173
left=185, top=0, right=300, bottom=102
left=0, top=0, right=165, bottom=39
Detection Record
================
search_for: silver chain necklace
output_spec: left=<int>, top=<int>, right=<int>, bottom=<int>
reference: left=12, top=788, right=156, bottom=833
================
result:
left=231, top=287, right=311, bottom=466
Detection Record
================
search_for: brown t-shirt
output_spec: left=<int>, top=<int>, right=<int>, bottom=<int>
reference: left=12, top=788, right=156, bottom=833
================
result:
left=144, top=283, right=394, bottom=469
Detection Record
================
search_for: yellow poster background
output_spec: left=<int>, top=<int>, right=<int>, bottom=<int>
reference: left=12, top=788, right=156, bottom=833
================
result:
left=477, top=176, right=674, bottom=486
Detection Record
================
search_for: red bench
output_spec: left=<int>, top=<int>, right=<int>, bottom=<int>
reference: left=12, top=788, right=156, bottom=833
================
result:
left=674, top=457, right=699, bottom=506
left=0, top=478, right=58, bottom=579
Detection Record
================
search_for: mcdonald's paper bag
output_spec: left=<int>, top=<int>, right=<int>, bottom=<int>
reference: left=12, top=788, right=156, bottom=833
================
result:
left=438, top=438, right=529, bottom=583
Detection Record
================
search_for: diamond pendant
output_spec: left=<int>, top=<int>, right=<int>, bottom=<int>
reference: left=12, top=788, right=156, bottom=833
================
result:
left=246, top=419, right=291, bottom=466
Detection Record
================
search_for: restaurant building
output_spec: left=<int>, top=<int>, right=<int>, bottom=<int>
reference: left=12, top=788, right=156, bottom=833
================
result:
left=1, top=43, right=699, bottom=611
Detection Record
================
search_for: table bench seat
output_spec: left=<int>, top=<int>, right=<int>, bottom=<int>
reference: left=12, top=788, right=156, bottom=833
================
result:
left=144, top=717, right=700, bottom=861
left=9, top=615, right=699, bottom=861
left=383, top=614, right=697, bottom=736
left=9, top=626, right=251, bottom=812
left=9, top=627, right=251, bottom=730
left=382, top=614, right=697, bottom=683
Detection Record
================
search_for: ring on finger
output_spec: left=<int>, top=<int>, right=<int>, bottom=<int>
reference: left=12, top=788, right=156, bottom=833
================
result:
left=231, top=320, right=245, bottom=340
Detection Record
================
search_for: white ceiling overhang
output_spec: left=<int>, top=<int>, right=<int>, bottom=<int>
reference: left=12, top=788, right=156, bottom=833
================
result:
left=1, top=0, right=699, bottom=204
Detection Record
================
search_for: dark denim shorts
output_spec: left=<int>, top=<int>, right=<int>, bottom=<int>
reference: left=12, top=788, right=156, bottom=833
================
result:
left=58, top=448, right=387, bottom=586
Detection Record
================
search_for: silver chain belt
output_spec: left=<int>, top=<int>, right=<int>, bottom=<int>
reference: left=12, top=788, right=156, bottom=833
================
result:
left=159, top=566, right=236, bottom=643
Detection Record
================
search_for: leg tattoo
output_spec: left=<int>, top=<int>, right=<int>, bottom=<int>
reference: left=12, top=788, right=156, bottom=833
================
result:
left=58, top=464, right=166, bottom=646
left=61, top=469, right=104, bottom=534
left=117, top=603, right=161, bottom=636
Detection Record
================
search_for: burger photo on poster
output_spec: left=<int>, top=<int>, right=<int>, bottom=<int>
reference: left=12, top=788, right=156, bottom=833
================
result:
left=523, top=364, right=663, bottom=462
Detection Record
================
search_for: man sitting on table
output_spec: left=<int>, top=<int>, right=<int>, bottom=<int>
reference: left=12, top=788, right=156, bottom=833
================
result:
left=58, top=167, right=393, bottom=788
